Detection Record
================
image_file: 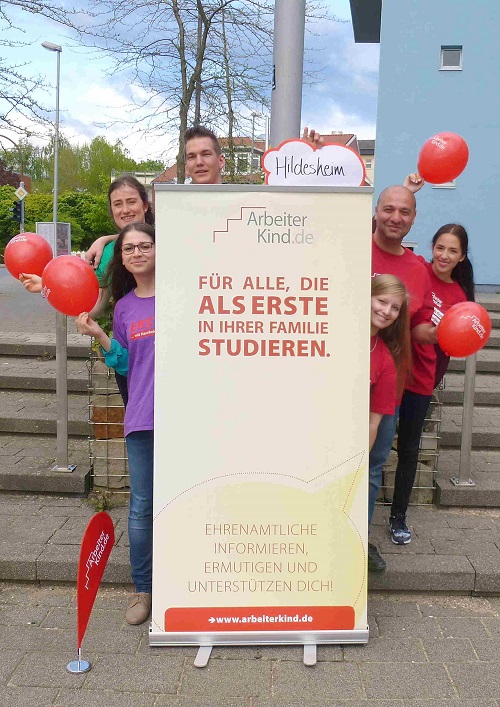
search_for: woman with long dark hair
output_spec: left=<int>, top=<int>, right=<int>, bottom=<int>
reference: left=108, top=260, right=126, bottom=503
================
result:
left=389, top=222, right=475, bottom=545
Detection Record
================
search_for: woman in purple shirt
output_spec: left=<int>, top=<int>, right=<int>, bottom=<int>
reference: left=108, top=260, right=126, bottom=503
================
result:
left=77, top=222, right=155, bottom=626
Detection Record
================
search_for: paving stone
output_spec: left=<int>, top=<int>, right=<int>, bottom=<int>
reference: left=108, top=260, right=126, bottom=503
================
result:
left=271, top=661, right=363, bottom=700
left=367, top=597, right=422, bottom=618
left=178, top=657, right=271, bottom=698
left=418, top=596, right=499, bottom=618
left=438, top=617, right=496, bottom=641
left=8, top=650, right=91, bottom=688
left=431, top=540, right=500, bottom=557
left=482, top=617, right=500, bottom=637
left=0, top=648, right=24, bottom=681
left=0, top=600, right=50, bottom=627
left=448, top=513, right=500, bottom=530
left=446, top=662, right=500, bottom=698
left=42, top=605, right=126, bottom=632
left=360, top=662, right=455, bottom=699
left=368, top=554, right=475, bottom=592
left=401, top=701, right=497, bottom=707
left=0, top=685, right=58, bottom=707
left=470, top=556, right=500, bottom=593
left=255, top=701, right=403, bottom=707
left=0, top=542, right=45, bottom=582
left=343, top=637, right=425, bottom=662
left=0, top=624, right=66, bottom=652
left=1, top=515, right=67, bottom=544
left=375, top=616, right=443, bottom=639
left=472, top=638, right=500, bottom=661
left=54, top=689, right=156, bottom=707
left=83, top=653, right=183, bottom=693
left=0, top=582, right=72, bottom=607
left=422, top=637, right=477, bottom=662
left=157, top=698, right=251, bottom=707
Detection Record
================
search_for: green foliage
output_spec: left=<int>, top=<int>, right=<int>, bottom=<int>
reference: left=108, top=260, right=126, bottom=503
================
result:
left=87, top=490, right=117, bottom=512
left=136, top=159, right=165, bottom=172
left=0, top=134, right=161, bottom=195
left=0, top=185, right=23, bottom=252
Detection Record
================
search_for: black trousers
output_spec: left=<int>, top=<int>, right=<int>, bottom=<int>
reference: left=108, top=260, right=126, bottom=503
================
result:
left=391, top=390, right=432, bottom=517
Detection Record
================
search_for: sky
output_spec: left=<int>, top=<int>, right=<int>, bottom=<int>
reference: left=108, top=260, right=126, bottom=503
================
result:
left=2, top=0, right=379, bottom=165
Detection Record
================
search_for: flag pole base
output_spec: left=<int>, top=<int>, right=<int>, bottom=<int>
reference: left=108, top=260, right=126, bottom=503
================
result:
left=67, top=649, right=91, bottom=674
left=66, top=659, right=91, bottom=674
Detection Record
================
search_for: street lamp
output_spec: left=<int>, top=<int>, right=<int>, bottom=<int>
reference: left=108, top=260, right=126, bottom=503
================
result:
left=42, top=41, right=74, bottom=474
left=42, top=41, right=62, bottom=227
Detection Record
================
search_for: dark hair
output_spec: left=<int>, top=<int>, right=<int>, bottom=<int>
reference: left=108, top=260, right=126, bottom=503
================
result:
left=105, top=222, right=155, bottom=303
left=107, top=176, right=155, bottom=226
left=184, top=126, right=222, bottom=156
left=431, top=224, right=475, bottom=301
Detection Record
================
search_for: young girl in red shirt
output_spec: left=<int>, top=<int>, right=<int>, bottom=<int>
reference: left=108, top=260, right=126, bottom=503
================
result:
left=369, top=275, right=411, bottom=571
left=370, top=274, right=411, bottom=450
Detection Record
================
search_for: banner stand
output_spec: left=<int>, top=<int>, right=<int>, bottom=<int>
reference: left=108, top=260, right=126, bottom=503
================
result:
left=152, top=184, right=372, bottom=655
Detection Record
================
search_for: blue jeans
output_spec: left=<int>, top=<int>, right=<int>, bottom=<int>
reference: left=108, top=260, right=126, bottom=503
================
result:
left=368, top=409, right=399, bottom=526
left=126, top=430, right=153, bottom=593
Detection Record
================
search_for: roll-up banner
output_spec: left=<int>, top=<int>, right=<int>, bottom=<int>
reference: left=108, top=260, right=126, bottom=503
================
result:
left=151, top=185, right=372, bottom=646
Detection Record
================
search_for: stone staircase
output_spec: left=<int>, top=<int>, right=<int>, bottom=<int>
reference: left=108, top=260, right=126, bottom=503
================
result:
left=436, top=295, right=500, bottom=507
left=0, top=332, right=91, bottom=495
left=0, top=292, right=499, bottom=508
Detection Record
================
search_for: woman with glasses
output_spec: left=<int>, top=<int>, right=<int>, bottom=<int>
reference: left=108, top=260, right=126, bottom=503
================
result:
left=76, top=222, right=156, bottom=626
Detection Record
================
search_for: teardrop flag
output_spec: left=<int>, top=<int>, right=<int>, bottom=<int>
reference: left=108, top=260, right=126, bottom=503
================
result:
left=76, top=512, right=115, bottom=649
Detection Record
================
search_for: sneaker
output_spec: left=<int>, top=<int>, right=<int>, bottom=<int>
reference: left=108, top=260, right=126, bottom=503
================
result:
left=368, top=542, right=386, bottom=572
left=125, top=592, right=152, bottom=625
left=389, top=514, right=411, bottom=545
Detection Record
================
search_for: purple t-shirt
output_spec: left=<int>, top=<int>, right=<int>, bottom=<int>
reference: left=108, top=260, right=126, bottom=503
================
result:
left=113, top=291, right=155, bottom=437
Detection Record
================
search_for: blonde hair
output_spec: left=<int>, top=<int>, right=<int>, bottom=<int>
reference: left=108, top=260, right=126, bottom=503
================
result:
left=371, top=274, right=412, bottom=386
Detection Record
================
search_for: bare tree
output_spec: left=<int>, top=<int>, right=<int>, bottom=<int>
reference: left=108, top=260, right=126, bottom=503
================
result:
left=0, top=1, right=83, bottom=133
left=69, top=0, right=335, bottom=181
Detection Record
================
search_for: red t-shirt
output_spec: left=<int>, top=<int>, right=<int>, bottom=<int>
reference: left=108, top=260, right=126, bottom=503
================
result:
left=370, top=335, right=397, bottom=415
left=372, top=237, right=435, bottom=398
left=425, top=259, right=467, bottom=386
left=407, top=258, right=467, bottom=394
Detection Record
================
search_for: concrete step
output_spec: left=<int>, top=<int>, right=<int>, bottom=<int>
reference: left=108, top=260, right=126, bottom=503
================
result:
left=435, top=449, right=500, bottom=507
left=440, top=373, right=500, bottom=405
left=0, top=332, right=91, bottom=359
left=0, top=434, right=90, bottom=495
left=486, top=311, right=500, bottom=329
left=440, top=404, right=500, bottom=448
left=0, top=355, right=89, bottom=392
left=485, top=331, right=500, bottom=347
left=0, top=389, right=89, bottom=437
left=477, top=294, right=500, bottom=312
left=448, top=348, right=500, bottom=373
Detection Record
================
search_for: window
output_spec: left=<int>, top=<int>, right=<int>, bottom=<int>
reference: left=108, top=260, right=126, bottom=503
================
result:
left=365, top=160, right=372, bottom=169
left=440, top=46, right=462, bottom=71
left=237, top=156, right=249, bottom=172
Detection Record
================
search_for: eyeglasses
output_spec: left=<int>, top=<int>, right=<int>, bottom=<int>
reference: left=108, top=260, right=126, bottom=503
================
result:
left=121, top=242, right=155, bottom=254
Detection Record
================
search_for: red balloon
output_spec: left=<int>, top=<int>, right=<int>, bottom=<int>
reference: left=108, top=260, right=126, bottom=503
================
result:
left=437, top=302, right=492, bottom=358
left=4, top=232, right=53, bottom=279
left=41, top=255, right=99, bottom=317
left=417, top=132, right=469, bottom=184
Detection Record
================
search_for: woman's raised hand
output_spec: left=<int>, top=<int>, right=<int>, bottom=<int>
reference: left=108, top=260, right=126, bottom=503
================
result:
left=76, top=312, right=102, bottom=338
left=19, top=273, right=43, bottom=293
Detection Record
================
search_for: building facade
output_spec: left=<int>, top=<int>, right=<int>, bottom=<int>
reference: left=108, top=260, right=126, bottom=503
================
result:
left=350, top=0, right=500, bottom=285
